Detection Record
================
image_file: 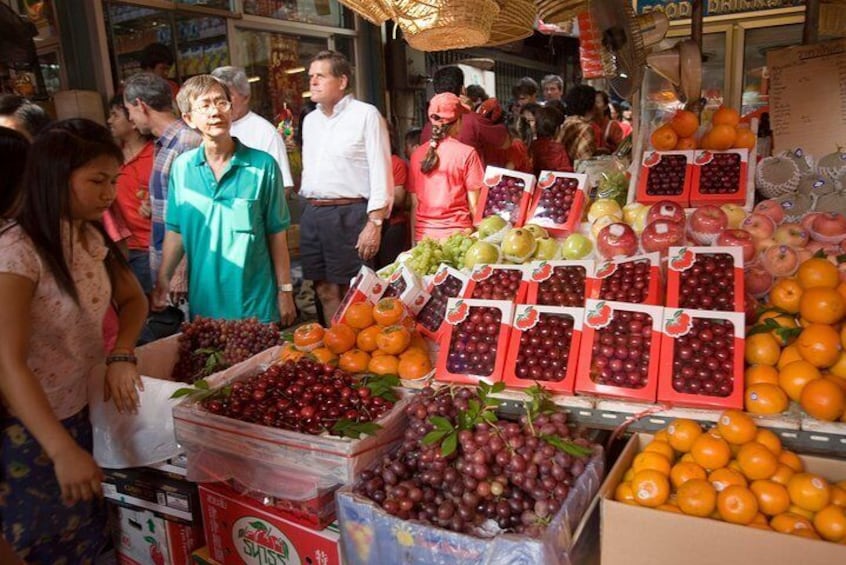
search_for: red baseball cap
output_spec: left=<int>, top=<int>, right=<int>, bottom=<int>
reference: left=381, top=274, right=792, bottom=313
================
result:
left=428, top=93, right=467, bottom=126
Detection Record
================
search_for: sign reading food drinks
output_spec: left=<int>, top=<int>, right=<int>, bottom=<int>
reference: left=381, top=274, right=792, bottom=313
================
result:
left=635, top=0, right=804, bottom=20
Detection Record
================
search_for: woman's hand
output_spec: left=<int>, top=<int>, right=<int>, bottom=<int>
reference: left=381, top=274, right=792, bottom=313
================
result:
left=104, top=361, right=143, bottom=414
left=52, top=443, right=104, bottom=505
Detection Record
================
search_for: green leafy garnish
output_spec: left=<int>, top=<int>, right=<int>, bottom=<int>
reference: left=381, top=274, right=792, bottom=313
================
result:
left=541, top=435, right=593, bottom=457
left=170, top=379, right=230, bottom=402
left=747, top=317, right=801, bottom=342
left=356, top=374, right=401, bottom=402
left=331, top=418, right=382, bottom=439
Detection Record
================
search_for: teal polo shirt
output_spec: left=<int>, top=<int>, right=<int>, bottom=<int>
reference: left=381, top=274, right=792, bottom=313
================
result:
left=165, top=139, right=290, bottom=322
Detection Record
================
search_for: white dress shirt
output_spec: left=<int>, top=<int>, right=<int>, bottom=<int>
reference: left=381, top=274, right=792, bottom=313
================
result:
left=231, top=111, right=295, bottom=188
left=301, top=94, right=393, bottom=214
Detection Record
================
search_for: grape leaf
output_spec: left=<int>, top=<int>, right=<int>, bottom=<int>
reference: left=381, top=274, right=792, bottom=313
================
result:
left=331, top=419, right=382, bottom=439
left=541, top=435, right=593, bottom=457
left=441, top=431, right=458, bottom=457
left=429, top=415, right=453, bottom=432
left=423, top=430, right=447, bottom=445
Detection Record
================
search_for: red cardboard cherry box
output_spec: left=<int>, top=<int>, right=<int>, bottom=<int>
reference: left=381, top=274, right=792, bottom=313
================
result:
left=524, top=171, right=588, bottom=236
left=502, top=304, right=584, bottom=394
left=635, top=150, right=694, bottom=207
left=666, top=246, right=744, bottom=312
left=333, top=266, right=387, bottom=326
left=575, top=299, right=665, bottom=402
left=416, top=265, right=470, bottom=341
left=690, top=149, right=749, bottom=207
left=473, top=166, right=537, bottom=227
left=589, top=253, right=662, bottom=306
left=657, top=308, right=745, bottom=409
left=435, top=298, right=515, bottom=385
left=525, top=260, right=595, bottom=307
left=382, top=264, right=431, bottom=318
left=463, top=263, right=529, bottom=303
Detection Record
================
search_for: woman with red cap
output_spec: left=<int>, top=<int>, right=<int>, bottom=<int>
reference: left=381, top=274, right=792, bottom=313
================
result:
left=407, top=93, right=485, bottom=243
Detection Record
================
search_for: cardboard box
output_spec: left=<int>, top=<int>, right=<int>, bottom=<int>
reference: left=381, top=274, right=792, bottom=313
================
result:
left=333, top=266, right=387, bottom=326
left=111, top=504, right=205, bottom=565
left=199, top=483, right=342, bottom=565
left=635, top=150, right=694, bottom=206
left=416, top=265, right=470, bottom=341
left=464, top=263, right=530, bottom=303
left=601, top=433, right=846, bottom=565
left=524, top=171, right=589, bottom=236
left=666, top=246, right=745, bottom=312
left=690, top=149, right=749, bottom=207
left=473, top=166, right=537, bottom=227
left=525, top=260, right=595, bottom=307
left=229, top=480, right=338, bottom=530
left=657, top=308, right=746, bottom=409
left=589, top=253, right=663, bottom=306
left=103, top=465, right=201, bottom=524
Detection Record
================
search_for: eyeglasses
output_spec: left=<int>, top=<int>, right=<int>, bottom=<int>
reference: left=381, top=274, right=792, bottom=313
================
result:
left=191, top=99, right=231, bottom=115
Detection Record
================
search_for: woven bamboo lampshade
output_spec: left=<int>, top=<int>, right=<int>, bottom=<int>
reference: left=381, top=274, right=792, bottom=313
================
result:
left=337, top=0, right=392, bottom=25
left=485, top=0, right=537, bottom=47
left=535, top=0, right=586, bottom=26
left=395, top=0, right=501, bottom=52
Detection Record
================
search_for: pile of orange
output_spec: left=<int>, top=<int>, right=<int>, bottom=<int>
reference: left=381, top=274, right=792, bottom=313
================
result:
left=745, top=257, right=846, bottom=421
left=650, top=107, right=755, bottom=152
left=615, top=411, right=846, bottom=542
left=288, top=298, right=432, bottom=380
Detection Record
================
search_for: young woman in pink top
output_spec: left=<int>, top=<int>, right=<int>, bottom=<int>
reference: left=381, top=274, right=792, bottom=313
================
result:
left=407, top=93, right=485, bottom=243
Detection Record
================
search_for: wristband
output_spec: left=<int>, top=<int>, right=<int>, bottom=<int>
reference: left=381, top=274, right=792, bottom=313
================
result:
left=106, top=354, right=138, bottom=365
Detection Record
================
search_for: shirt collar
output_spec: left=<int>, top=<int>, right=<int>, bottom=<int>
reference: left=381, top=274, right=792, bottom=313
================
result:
left=157, top=119, right=188, bottom=148
left=318, top=94, right=353, bottom=118
left=190, top=138, right=249, bottom=168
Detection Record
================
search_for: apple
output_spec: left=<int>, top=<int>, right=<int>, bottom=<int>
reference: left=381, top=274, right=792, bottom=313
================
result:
left=744, top=291, right=760, bottom=325
left=773, top=222, right=810, bottom=248
left=741, top=213, right=776, bottom=241
left=810, top=212, right=846, bottom=243
left=623, top=202, right=647, bottom=225
left=761, top=245, right=799, bottom=277
left=523, top=224, right=549, bottom=240
left=756, top=237, right=779, bottom=254
left=801, top=212, right=821, bottom=234
left=477, top=215, right=509, bottom=240
left=641, top=219, right=686, bottom=254
left=745, top=265, right=774, bottom=297
left=464, top=240, right=501, bottom=269
left=647, top=200, right=685, bottom=226
left=501, top=228, right=537, bottom=263
left=688, top=205, right=728, bottom=245
left=596, top=222, right=639, bottom=259
left=588, top=198, right=623, bottom=224
left=721, top=203, right=748, bottom=229
left=753, top=199, right=786, bottom=225
left=717, top=229, right=756, bottom=262
left=533, top=237, right=560, bottom=260
left=561, top=233, right=593, bottom=259
left=796, top=247, right=814, bottom=264
left=631, top=205, right=651, bottom=235
left=591, top=214, right=619, bottom=239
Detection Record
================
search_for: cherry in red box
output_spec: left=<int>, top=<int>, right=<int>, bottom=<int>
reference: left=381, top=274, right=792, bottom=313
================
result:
left=435, top=298, right=515, bottom=385
left=464, top=263, right=529, bottom=303
left=690, top=149, right=749, bottom=207
left=589, top=253, right=662, bottom=306
left=333, top=266, right=386, bottom=326
left=636, top=150, right=694, bottom=206
left=416, top=265, right=470, bottom=340
left=502, top=304, right=583, bottom=394
left=575, top=300, right=664, bottom=402
left=525, top=260, right=595, bottom=307
left=382, top=264, right=431, bottom=318
left=666, top=246, right=744, bottom=312
left=658, top=308, right=745, bottom=409
left=473, top=166, right=536, bottom=227
left=524, top=171, right=588, bottom=236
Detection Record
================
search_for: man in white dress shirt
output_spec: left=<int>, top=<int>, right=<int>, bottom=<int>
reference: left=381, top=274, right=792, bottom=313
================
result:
left=300, top=50, right=392, bottom=323
left=211, top=66, right=294, bottom=193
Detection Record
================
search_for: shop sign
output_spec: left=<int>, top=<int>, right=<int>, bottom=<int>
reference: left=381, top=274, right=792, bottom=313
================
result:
left=635, top=0, right=805, bottom=20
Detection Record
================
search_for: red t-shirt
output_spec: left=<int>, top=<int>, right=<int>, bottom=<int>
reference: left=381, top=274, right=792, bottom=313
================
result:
left=113, top=142, right=154, bottom=250
left=531, top=138, right=573, bottom=176
left=421, top=112, right=508, bottom=166
left=390, top=154, right=409, bottom=225
left=407, top=137, right=484, bottom=242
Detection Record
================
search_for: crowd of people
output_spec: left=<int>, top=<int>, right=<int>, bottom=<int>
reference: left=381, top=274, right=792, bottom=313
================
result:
left=0, top=48, right=632, bottom=560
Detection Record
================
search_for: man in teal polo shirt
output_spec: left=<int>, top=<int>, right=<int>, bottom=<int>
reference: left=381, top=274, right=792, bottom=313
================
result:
left=151, top=75, right=296, bottom=325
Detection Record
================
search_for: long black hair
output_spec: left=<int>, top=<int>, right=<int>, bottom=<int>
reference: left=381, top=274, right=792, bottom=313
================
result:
left=420, top=121, right=456, bottom=174
left=15, top=119, right=126, bottom=302
left=0, top=126, right=29, bottom=217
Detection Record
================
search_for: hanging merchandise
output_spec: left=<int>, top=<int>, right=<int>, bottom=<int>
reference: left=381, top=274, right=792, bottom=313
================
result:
left=336, top=0, right=392, bottom=24
left=577, top=11, right=604, bottom=79
left=484, top=0, right=536, bottom=47
left=395, top=0, right=500, bottom=51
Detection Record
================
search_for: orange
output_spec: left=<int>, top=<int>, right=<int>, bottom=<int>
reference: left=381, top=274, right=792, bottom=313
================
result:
left=789, top=504, right=815, bottom=520
left=677, top=479, right=717, bottom=517
left=800, top=376, right=845, bottom=421
left=770, top=512, right=814, bottom=533
left=717, top=485, right=759, bottom=524
left=778, top=359, right=822, bottom=402
left=667, top=419, right=702, bottom=453
left=814, top=505, right=846, bottom=541
left=631, top=469, right=670, bottom=507
left=796, top=323, right=842, bottom=368
left=323, top=323, right=357, bottom=354
left=674, top=136, right=697, bottom=150
left=614, top=482, right=636, bottom=504
left=690, top=434, right=731, bottom=470
left=737, top=442, right=779, bottom=480
left=828, top=373, right=846, bottom=394
left=310, top=347, right=338, bottom=365
left=745, top=333, right=781, bottom=366
left=771, top=464, right=796, bottom=486
left=754, top=428, right=783, bottom=456
left=623, top=468, right=635, bottom=482
left=344, top=302, right=374, bottom=329
left=355, top=325, right=381, bottom=352
left=709, top=467, right=748, bottom=491
left=669, top=109, right=700, bottom=137
left=778, top=344, right=804, bottom=369
left=338, top=349, right=371, bottom=373
left=750, top=479, right=791, bottom=516
left=657, top=503, right=683, bottom=513
left=632, top=452, right=672, bottom=476
left=368, top=354, right=399, bottom=376
left=372, top=297, right=405, bottom=327
left=757, top=311, right=800, bottom=346
left=650, top=124, right=678, bottom=151
left=708, top=124, right=737, bottom=150
left=769, top=278, right=803, bottom=313
left=745, top=383, right=789, bottom=415
left=797, top=257, right=840, bottom=290
left=375, top=325, right=411, bottom=355
left=293, top=322, right=325, bottom=350
left=798, top=287, right=846, bottom=324
left=789, top=528, right=821, bottom=539
left=670, top=461, right=707, bottom=489
left=788, top=473, right=832, bottom=512
left=699, top=132, right=715, bottom=150
left=745, top=364, right=779, bottom=386
left=653, top=428, right=670, bottom=443
left=643, top=440, right=676, bottom=462
left=830, top=485, right=846, bottom=508
left=778, top=450, right=805, bottom=473
left=712, top=106, right=741, bottom=127
left=397, top=354, right=432, bottom=380
left=733, top=126, right=756, bottom=150
left=717, top=409, right=758, bottom=445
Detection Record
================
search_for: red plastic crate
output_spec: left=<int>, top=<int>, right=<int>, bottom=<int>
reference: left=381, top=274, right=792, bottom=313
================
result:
left=690, top=149, right=749, bottom=207
left=502, top=304, right=583, bottom=394
left=524, top=171, right=588, bottom=236
left=575, top=299, right=664, bottom=402
left=416, top=266, right=470, bottom=341
left=665, top=246, right=745, bottom=312
left=657, top=308, right=745, bottom=410
left=473, top=166, right=536, bottom=227
left=525, top=260, right=595, bottom=307
left=332, top=266, right=387, bottom=326
left=635, top=150, right=694, bottom=207
left=463, top=263, right=530, bottom=303
left=589, top=253, right=663, bottom=306
left=435, top=298, right=515, bottom=385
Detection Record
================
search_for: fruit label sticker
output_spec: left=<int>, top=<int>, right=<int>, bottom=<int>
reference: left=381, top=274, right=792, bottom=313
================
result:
left=514, top=306, right=540, bottom=331
left=471, top=264, right=494, bottom=281
left=664, top=310, right=692, bottom=337
left=433, top=266, right=449, bottom=285
left=388, top=269, right=403, bottom=283
left=694, top=150, right=714, bottom=166
left=537, top=172, right=556, bottom=189
left=445, top=300, right=470, bottom=325
left=585, top=301, right=612, bottom=329
left=668, top=248, right=695, bottom=272
left=531, top=261, right=553, bottom=282
left=484, top=171, right=503, bottom=187
left=233, top=517, right=301, bottom=564
left=594, top=261, right=618, bottom=279
left=643, top=151, right=661, bottom=167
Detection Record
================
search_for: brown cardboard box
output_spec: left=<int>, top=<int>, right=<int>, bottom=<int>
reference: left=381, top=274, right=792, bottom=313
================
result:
left=600, top=434, right=846, bottom=565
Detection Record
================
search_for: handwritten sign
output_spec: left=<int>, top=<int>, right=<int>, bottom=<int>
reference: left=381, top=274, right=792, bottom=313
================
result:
left=767, top=38, right=846, bottom=157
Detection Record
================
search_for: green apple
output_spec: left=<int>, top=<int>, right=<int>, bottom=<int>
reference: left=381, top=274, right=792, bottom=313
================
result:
left=587, top=198, right=623, bottom=224
left=560, top=233, right=593, bottom=259
left=533, top=237, right=560, bottom=260
left=477, top=215, right=508, bottom=239
left=501, top=228, right=537, bottom=263
left=721, top=204, right=748, bottom=229
left=523, top=224, right=549, bottom=240
left=622, top=201, right=647, bottom=225
left=464, top=240, right=501, bottom=269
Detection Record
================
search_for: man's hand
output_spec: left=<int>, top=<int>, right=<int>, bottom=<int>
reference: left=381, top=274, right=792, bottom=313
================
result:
left=355, top=221, right=381, bottom=261
left=277, top=292, right=297, bottom=327
left=151, top=277, right=170, bottom=311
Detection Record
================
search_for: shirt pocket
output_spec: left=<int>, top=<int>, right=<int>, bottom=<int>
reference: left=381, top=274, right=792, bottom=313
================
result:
left=230, top=198, right=259, bottom=233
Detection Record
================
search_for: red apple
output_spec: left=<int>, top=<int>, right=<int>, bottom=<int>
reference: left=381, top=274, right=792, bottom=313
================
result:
left=753, top=199, right=785, bottom=225
left=744, top=291, right=760, bottom=325
left=801, top=212, right=821, bottom=233
left=755, top=237, right=779, bottom=254
left=688, top=205, right=729, bottom=245
left=721, top=204, right=748, bottom=229
left=745, top=265, right=774, bottom=297
left=641, top=220, right=686, bottom=254
left=810, top=212, right=846, bottom=243
left=741, top=213, right=776, bottom=241
left=773, top=223, right=810, bottom=248
left=717, top=229, right=756, bottom=262
left=761, top=245, right=799, bottom=277
left=796, top=247, right=814, bottom=264
left=596, top=222, right=639, bottom=259
left=646, top=200, right=686, bottom=227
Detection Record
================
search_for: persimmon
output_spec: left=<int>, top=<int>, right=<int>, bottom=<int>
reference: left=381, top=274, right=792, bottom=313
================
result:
left=310, top=347, right=338, bottom=365
left=338, top=348, right=371, bottom=373
left=368, top=354, right=399, bottom=375
left=669, top=109, right=699, bottom=138
left=323, top=323, right=356, bottom=354
left=293, top=322, right=325, bottom=350
left=356, top=325, right=381, bottom=352
left=398, top=354, right=432, bottom=380
left=376, top=325, right=411, bottom=355
left=650, top=124, right=678, bottom=151
left=344, top=302, right=374, bottom=329
left=372, top=297, right=405, bottom=326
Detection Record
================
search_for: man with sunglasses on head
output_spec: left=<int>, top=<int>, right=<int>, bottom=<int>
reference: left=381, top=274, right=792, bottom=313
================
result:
left=150, top=75, right=296, bottom=326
